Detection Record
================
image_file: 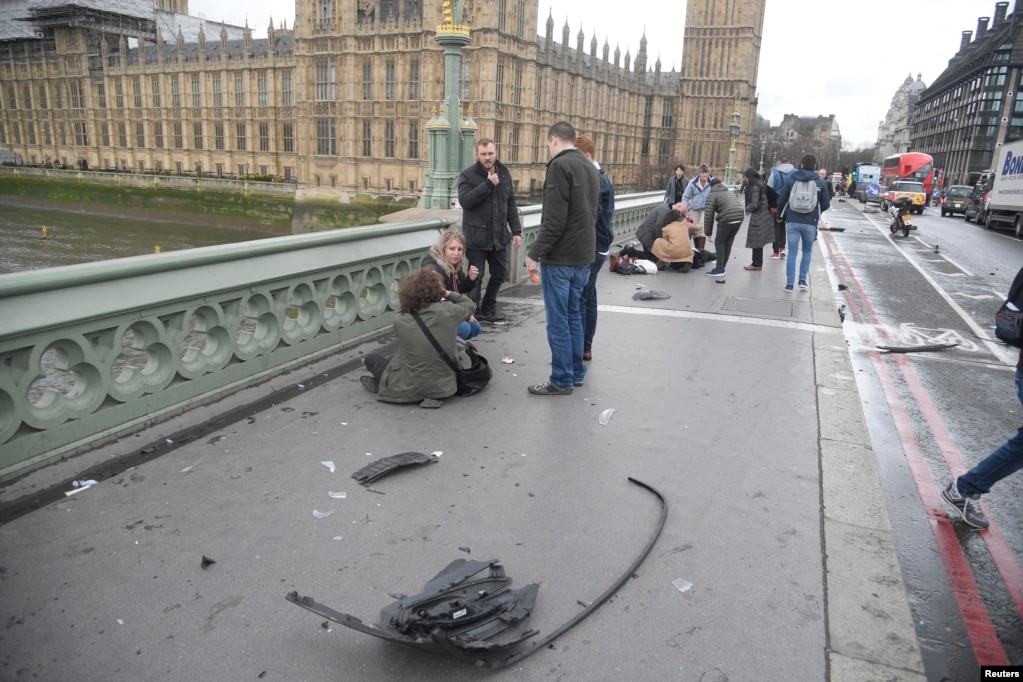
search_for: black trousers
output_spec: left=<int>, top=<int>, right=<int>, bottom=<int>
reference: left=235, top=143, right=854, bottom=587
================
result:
left=467, top=246, right=509, bottom=312
left=715, top=220, right=742, bottom=271
left=772, top=219, right=786, bottom=253
left=364, top=352, right=389, bottom=381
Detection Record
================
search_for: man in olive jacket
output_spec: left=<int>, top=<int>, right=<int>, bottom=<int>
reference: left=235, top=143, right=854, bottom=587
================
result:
left=525, top=121, right=600, bottom=395
left=457, top=138, right=522, bottom=321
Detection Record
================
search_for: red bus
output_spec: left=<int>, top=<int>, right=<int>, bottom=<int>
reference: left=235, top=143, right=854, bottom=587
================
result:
left=881, top=152, right=936, bottom=194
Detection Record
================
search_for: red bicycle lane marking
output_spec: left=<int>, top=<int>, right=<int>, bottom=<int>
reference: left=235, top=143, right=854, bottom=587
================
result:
left=822, top=230, right=1012, bottom=665
left=823, top=229, right=1023, bottom=621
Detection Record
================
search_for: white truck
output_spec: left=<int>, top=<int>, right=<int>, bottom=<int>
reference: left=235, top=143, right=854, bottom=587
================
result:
left=982, top=139, right=1023, bottom=237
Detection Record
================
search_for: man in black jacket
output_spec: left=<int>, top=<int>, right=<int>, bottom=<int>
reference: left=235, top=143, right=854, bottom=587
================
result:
left=457, top=138, right=522, bottom=321
left=525, top=121, right=600, bottom=395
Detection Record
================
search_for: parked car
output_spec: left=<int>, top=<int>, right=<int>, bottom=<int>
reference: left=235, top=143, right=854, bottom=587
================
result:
left=941, top=185, right=972, bottom=217
left=964, top=184, right=988, bottom=223
left=880, top=181, right=927, bottom=213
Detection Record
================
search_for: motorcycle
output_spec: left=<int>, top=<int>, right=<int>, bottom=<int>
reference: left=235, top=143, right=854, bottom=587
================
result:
left=888, top=196, right=916, bottom=238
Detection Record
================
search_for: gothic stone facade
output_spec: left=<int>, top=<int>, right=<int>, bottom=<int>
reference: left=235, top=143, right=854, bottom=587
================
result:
left=0, top=0, right=765, bottom=200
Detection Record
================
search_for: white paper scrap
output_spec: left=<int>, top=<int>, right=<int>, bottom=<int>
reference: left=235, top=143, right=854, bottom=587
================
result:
left=313, top=509, right=334, bottom=519
left=328, top=491, right=347, bottom=499
left=321, top=461, right=335, bottom=473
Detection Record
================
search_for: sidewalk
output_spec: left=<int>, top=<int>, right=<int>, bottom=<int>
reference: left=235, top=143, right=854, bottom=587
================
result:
left=0, top=200, right=926, bottom=681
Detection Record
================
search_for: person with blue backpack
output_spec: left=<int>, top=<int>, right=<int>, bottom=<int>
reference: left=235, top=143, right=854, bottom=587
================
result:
left=776, top=153, right=830, bottom=292
left=767, top=155, right=795, bottom=259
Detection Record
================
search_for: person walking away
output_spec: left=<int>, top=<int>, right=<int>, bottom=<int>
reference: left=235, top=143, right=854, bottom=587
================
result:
left=457, top=138, right=522, bottom=322
left=702, top=178, right=745, bottom=280
left=525, top=121, right=600, bottom=395
left=767, top=155, right=795, bottom=259
left=941, top=265, right=1023, bottom=529
left=575, top=134, right=615, bottom=362
left=664, top=164, right=686, bottom=206
left=420, top=229, right=481, bottom=340
left=360, top=269, right=477, bottom=408
left=777, top=153, right=830, bottom=292
left=652, top=210, right=698, bottom=271
left=741, top=168, right=776, bottom=271
left=817, top=169, right=835, bottom=199
left=681, top=164, right=713, bottom=251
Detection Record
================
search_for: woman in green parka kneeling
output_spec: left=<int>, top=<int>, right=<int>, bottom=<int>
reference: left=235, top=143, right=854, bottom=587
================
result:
left=360, top=268, right=477, bottom=408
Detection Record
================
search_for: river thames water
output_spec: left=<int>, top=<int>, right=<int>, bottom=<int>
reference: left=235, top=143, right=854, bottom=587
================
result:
left=0, top=204, right=275, bottom=274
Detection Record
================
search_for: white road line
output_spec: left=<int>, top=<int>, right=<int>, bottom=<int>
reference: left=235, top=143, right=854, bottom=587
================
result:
left=499, top=296, right=840, bottom=334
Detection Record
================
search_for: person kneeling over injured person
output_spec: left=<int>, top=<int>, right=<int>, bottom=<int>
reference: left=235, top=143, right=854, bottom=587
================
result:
left=360, top=268, right=477, bottom=408
left=651, top=209, right=699, bottom=272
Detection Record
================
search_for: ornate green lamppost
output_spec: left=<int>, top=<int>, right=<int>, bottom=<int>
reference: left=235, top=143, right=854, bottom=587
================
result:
left=724, top=110, right=740, bottom=185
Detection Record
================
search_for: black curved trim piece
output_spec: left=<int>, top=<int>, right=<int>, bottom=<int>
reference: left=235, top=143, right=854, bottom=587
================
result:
left=474, top=476, right=668, bottom=668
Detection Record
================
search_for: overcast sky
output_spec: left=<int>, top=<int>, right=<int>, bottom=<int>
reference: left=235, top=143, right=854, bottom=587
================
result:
left=191, top=0, right=1003, bottom=149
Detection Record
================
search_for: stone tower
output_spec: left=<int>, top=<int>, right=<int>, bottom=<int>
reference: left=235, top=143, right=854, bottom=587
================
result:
left=677, top=0, right=765, bottom=176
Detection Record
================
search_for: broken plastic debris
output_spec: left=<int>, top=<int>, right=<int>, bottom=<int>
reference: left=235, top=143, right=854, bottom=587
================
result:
left=431, top=451, right=443, bottom=457
left=598, top=409, right=616, bottom=425
left=351, top=452, right=439, bottom=485
left=73, top=479, right=98, bottom=488
left=501, top=356, right=514, bottom=364
left=672, top=578, right=693, bottom=593
left=333, top=536, right=343, bottom=541
left=321, top=461, right=336, bottom=473
left=633, top=290, right=670, bottom=300
left=298, top=384, right=305, bottom=389
left=181, top=466, right=193, bottom=473
left=313, top=510, right=335, bottom=519
left=116, top=619, right=124, bottom=625
left=328, top=491, right=347, bottom=499
left=201, top=555, right=216, bottom=569
left=165, top=439, right=174, bottom=444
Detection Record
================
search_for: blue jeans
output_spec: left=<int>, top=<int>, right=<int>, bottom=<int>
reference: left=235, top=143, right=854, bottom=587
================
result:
left=540, top=263, right=589, bottom=389
left=958, top=370, right=1023, bottom=496
left=581, top=254, right=606, bottom=353
left=457, top=320, right=481, bottom=340
left=786, top=221, right=816, bottom=286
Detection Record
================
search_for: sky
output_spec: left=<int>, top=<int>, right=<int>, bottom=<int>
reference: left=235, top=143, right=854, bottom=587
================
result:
left=189, top=0, right=1003, bottom=149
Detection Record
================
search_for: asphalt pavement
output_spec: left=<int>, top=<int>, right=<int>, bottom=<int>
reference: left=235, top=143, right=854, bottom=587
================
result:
left=0, top=203, right=929, bottom=681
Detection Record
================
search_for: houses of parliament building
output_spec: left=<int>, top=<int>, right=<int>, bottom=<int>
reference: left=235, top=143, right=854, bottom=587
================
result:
left=0, top=0, right=764, bottom=201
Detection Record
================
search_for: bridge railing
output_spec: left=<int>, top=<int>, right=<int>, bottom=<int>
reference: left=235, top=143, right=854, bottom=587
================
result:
left=0, top=192, right=661, bottom=481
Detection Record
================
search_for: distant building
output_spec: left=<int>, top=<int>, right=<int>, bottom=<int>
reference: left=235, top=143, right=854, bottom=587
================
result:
left=0, top=0, right=767, bottom=200
left=876, top=73, right=928, bottom=161
left=910, top=1, right=1022, bottom=186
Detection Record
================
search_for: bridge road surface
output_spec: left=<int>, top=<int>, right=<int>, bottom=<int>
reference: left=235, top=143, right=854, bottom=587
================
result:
left=0, top=217, right=928, bottom=681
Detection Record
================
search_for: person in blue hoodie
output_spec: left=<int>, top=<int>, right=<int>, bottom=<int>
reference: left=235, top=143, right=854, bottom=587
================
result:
left=575, top=134, right=615, bottom=362
left=777, top=153, right=831, bottom=291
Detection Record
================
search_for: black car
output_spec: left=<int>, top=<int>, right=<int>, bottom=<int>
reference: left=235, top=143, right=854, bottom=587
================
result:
left=941, top=185, right=972, bottom=217
left=964, top=185, right=988, bottom=223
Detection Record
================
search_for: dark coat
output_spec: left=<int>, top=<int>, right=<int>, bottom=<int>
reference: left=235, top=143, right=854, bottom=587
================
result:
left=596, top=166, right=616, bottom=255
left=457, top=160, right=522, bottom=251
left=636, top=203, right=671, bottom=251
left=703, top=183, right=745, bottom=237
left=528, top=148, right=600, bottom=266
left=377, top=292, right=477, bottom=403
left=744, top=183, right=775, bottom=249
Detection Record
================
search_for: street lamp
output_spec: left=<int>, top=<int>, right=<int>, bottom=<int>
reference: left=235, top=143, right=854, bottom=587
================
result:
left=758, top=141, right=766, bottom=176
left=725, top=110, right=740, bottom=185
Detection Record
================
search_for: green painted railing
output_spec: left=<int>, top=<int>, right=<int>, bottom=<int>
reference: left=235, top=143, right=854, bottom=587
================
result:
left=0, top=192, right=660, bottom=481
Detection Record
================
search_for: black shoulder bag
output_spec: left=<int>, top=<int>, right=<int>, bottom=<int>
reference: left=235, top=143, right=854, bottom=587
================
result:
left=995, top=265, right=1023, bottom=347
left=410, top=312, right=492, bottom=396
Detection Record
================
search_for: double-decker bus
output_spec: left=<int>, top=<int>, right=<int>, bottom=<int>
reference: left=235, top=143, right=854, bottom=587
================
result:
left=881, top=152, right=936, bottom=194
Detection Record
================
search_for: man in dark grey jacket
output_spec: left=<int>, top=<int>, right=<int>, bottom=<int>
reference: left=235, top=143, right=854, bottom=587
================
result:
left=457, top=138, right=522, bottom=321
left=525, top=121, right=600, bottom=396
